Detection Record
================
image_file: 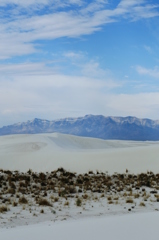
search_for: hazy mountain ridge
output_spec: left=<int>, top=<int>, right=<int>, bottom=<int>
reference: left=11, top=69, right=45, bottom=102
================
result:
left=1, top=115, right=159, bottom=140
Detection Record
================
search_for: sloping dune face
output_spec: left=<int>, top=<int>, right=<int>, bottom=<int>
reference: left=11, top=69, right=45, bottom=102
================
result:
left=0, top=133, right=159, bottom=174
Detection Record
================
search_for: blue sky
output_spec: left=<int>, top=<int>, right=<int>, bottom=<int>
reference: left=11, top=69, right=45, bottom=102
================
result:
left=1, top=0, right=159, bottom=126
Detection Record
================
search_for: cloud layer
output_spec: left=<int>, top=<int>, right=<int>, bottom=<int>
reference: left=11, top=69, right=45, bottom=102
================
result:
left=0, top=0, right=158, bottom=59
left=1, top=0, right=159, bottom=126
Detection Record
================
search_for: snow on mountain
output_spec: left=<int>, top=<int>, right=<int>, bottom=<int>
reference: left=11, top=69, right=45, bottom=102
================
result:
left=0, top=115, right=159, bottom=140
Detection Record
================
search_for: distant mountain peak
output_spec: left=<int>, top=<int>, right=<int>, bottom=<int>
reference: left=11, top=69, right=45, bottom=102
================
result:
left=0, top=115, right=159, bottom=141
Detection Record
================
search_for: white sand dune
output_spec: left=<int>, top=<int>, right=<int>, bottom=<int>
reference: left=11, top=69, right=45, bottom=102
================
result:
left=1, top=212, right=159, bottom=240
left=1, top=133, right=159, bottom=238
left=0, top=133, right=159, bottom=173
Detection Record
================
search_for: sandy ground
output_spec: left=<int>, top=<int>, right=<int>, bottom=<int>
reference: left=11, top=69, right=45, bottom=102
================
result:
left=0, top=133, right=159, bottom=174
left=1, top=212, right=159, bottom=240
left=0, top=133, right=159, bottom=238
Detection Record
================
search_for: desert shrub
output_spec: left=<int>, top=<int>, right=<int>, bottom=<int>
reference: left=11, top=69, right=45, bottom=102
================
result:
left=68, top=186, right=76, bottom=194
left=0, top=205, right=8, bottom=213
left=8, top=188, right=16, bottom=194
left=58, top=189, right=67, bottom=197
left=82, top=194, right=88, bottom=199
left=12, top=201, right=18, bottom=207
left=134, top=193, right=140, bottom=198
left=76, top=198, right=82, bottom=207
left=18, top=188, right=26, bottom=194
left=139, top=202, right=145, bottom=207
left=64, top=201, right=69, bottom=206
left=76, top=178, right=83, bottom=184
left=107, top=196, right=112, bottom=201
left=123, top=192, right=127, bottom=197
left=2, top=198, right=11, bottom=204
left=40, top=209, right=44, bottom=213
left=19, top=196, right=28, bottom=204
left=38, top=198, right=52, bottom=207
left=19, top=181, right=26, bottom=188
left=53, top=197, right=59, bottom=202
left=126, top=198, right=134, bottom=203
left=43, top=192, right=47, bottom=197
left=113, top=196, right=119, bottom=200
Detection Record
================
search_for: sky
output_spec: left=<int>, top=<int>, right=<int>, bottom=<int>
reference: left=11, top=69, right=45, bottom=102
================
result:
left=1, top=0, right=159, bottom=127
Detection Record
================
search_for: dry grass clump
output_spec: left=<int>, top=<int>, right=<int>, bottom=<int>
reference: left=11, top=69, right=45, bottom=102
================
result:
left=38, top=198, right=52, bottom=207
left=76, top=198, right=82, bottom=207
left=40, top=209, right=44, bottom=213
left=139, top=202, right=146, bottom=207
left=1, top=168, right=159, bottom=215
left=19, top=196, right=28, bottom=204
left=12, top=201, right=18, bottom=207
left=107, top=196, right=112, bottom=201
left=82, top=194, right=88, bottom=199
left=7, top=188, right=16, bottom=194
left=133, top=193, right=140, bottom=198
left=126, top=198, right=134, bottom=203
left=64, top=201, right=69, bottom=206
left=53, top=197, right=59, bottom=202
left=113, top=196, right=119, bottom=200
left=0, top=205, right=8, bottom=213
left=154, top=194, right=159, bottom=198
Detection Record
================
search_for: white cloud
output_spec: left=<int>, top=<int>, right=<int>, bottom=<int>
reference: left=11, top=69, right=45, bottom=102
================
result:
left=0, top=0, right=83, bottom=8
left=63, top=51, right=84, bottom=60
left=0, top=58, right=121, bottom=126
left=132, top=4, right=159, bottom=20
left=81, top=60, right=111, bottom=79
left=118, top=0, right=145, bottom=8
left=0, top=1, right=158, bottom=59
left=0, top=62, right=56, bottom=75
left=1, top=74, right=159, bottom=126
left=105, top=92, right=159, bottom=119
left=81, top=0, right=108, bottom=14
left=144, top=45, right=152, bottom=54
left=136, top=65, right=159, bottom=78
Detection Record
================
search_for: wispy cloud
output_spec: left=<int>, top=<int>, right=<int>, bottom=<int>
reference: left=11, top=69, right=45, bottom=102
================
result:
left=0, top=0, right=83, bottom=8
left=0, top=0, right=158, bottom=59
left=0, top=53, right=121, bottom=126
left=136, top=65, right=159, bottom=79
left=0, top=71, right=120, bottom=126
left=0, top=1, right=159, bottom=125
left=1, top=75, right=159, bottom=126
left=107, top=92, right=159, bottom=119
left=63, top=52, right=84, bottom=62
left=144, top=45, right=153, bottom=54
left=81, top=0, right=108, bottom=14
left=0, top=62, right=57, bottom=75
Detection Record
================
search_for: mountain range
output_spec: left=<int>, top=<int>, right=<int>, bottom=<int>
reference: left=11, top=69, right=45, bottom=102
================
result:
left=0, top=115, right=159, bottom=141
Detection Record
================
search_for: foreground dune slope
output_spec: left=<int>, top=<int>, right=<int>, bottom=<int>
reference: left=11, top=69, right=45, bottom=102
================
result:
left=0, top=133, right=159, bottom=173
left=1, top=212, right=159, bottom=240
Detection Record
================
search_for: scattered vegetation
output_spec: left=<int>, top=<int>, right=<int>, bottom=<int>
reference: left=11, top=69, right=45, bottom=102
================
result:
left=38, top=198, right=52, bottom=207
left=139, top=202, right=146, bottom=207
left=40, top=209, right=44, bottom=213
left=0, top=205, right=8, bottom=213
left=0, top=168, right=159, bottom=218
left=126, top=198, right=134, bottom=204
left=19, top=196, right=28, bottom=204
left=76, top=198, right=82, bottom=207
